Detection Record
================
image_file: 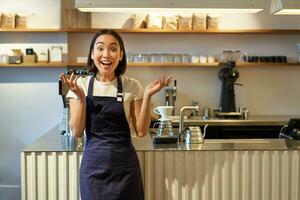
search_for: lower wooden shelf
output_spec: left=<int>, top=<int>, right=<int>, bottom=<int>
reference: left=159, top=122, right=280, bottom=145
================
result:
left=0, top=62, right=299, bottom=68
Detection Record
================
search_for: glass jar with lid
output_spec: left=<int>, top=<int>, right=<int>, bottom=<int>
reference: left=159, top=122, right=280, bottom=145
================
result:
left=151, top=53, right=161, bottom=63
left=174, top=54, right=182, bottom=63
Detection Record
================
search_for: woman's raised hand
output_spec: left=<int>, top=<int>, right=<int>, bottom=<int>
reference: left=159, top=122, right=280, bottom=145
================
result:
left=59, top=73, right=85, bottom=100
left=144, top=74, right=172, bottom=97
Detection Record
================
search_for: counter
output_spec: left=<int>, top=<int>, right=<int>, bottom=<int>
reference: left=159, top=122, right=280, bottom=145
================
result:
left=162, top=115, right=300, bottom=126
left=23, top=125, right=300, bottom=152
left=21, top=121, right=300, bottom=200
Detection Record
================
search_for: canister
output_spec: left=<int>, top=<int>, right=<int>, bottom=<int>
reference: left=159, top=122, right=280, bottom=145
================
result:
left=50, top=46, right=63, bottom=62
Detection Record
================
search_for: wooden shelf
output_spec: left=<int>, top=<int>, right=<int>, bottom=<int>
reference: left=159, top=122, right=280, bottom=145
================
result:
left=65, top=28, right=300, bottom=34
left=1, top=62, right=299, bottom=68
left=236, top=62, right=300, bottom=67
left=0, top=63, right=66, bottom=67
left=0, top=28, right=64, bottom=33
left=128, top=62, right=220, bottom=67
left=65, top=62, right=220, bottom=67
left=66, top=62, right=300, bottom=68
left=1, top=28, right=300, bottom=34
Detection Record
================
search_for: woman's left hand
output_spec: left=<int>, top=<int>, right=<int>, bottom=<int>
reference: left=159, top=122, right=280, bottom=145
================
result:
left=144, top=75, right=172, bottom=97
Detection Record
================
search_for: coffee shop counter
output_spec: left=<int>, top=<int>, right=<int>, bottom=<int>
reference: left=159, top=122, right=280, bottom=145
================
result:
left=161, top=114, right=300, bottom=126
left=21, top=124, right=300, bottom=200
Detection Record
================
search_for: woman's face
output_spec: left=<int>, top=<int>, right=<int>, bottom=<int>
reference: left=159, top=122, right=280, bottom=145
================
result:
left=91, top=34, right=123, bottom=78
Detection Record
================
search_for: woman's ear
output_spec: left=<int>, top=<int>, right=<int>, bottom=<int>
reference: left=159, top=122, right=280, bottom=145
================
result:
left=91, top=49, right=94, bottom=60
left=119, top=51, right=124, bottom=61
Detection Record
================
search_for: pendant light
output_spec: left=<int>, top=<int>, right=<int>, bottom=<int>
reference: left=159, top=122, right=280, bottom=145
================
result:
left=76, top=0, right=264, bottom=14
left=270, top=0, right=300, bottom=15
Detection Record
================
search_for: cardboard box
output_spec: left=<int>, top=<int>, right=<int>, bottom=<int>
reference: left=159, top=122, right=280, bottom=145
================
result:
left=23, top=55, right=36, bottom=63
left=50, top=46, right=63, bottom=62
left=37, top=48, right=49, bottom=63
left=8, top=55, right=22, bottom=64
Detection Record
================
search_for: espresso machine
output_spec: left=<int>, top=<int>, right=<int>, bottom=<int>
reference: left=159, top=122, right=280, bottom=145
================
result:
left=215, top=51, right=243, bottom=118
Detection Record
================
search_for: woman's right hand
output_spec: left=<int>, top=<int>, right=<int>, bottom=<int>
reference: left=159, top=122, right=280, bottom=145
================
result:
left=60, top=73, right=85, bottom=101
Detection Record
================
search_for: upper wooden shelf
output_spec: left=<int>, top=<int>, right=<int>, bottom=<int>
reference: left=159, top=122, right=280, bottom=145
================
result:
left=65, top=28, right=300, bottom=34
left=0, top=63, right=65, bottom=67
left=0, top=28, right=64, bottom=33
left=1, top=28, right=300, bottom=34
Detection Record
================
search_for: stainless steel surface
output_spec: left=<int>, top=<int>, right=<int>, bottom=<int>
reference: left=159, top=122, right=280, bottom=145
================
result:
left=23, top=125, right=300, bottom=152
left=170, top=115, right=300, bottom=126
left=214, top=111, right=243, bottom=118
left=179, top=106, right=199, bottom=134
left=184, top=126, right=204, bottom=144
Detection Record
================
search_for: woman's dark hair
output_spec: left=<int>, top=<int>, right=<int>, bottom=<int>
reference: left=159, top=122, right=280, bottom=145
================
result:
left=87, top=29, right=127, bottom=77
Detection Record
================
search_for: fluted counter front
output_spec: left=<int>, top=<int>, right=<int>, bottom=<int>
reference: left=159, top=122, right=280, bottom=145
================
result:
left=22, top=125, right=300, bottom=200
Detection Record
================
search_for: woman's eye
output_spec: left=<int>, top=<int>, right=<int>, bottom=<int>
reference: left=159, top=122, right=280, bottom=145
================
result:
left=111, top=47, right=118, bottom=52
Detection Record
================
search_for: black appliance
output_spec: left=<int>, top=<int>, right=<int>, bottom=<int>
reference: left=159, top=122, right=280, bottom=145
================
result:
left=280, top=118, right=300, bottom=140
left=216, top=61, right=243, bottom=118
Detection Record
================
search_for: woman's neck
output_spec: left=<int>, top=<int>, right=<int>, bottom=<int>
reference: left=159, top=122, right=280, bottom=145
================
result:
left=96, top=72, right=116, bottom=82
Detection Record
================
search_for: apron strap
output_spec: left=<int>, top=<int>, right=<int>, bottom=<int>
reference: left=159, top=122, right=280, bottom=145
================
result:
left=116, top=76, right=123, bottom=102
left=87, top=75, right=95, bottom=97
left=87, top=75, right=123, bottom=102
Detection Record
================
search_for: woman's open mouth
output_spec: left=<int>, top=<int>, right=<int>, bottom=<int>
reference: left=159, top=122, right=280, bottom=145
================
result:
left=100, top=60, right=112, bottom=66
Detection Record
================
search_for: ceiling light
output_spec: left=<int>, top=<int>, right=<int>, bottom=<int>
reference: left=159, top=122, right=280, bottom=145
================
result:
left=76, top=0, right=264, bottom=14
left=270, top=0, right=300, bottom=15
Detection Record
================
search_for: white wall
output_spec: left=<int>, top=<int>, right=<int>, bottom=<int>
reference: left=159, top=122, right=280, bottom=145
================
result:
left=1, top=1, right=300, bottom=199
left=69, top=33, right=300, bottom=115
left=0, top=0, right=64, bottom=199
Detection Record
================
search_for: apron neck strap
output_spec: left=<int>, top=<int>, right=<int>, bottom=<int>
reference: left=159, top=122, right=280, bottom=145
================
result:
left=87, top=75, right=95, bottom=97
left=87, top=75, right=123, bottom=102
left=116, top=76, right=123, bottom=102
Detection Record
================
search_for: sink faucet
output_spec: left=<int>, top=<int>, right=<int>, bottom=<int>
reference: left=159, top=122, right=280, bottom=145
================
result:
left=179, top=106, right=199, bottom=134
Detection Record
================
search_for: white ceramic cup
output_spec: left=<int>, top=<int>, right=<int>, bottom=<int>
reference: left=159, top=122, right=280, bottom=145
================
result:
left=153, top=106, right=174, bottom=121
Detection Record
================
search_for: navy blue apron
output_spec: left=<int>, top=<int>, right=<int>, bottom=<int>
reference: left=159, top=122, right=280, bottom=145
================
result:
left=80, top=76, right=144, bottom=200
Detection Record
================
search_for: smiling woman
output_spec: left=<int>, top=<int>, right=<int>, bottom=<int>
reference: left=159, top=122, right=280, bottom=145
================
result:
left=59, top=29, right=171, bottom=200
left=88, top=30, right=126, bottom=82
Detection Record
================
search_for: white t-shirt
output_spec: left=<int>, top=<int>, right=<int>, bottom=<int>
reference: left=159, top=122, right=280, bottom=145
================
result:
left=66, top=75, right=144, bottom=136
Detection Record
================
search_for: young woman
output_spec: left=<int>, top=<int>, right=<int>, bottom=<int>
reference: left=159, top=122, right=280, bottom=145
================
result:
left=60, top=29, right=171, bottom=200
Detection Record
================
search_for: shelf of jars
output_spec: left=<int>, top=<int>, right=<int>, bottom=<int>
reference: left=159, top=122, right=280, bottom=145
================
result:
left=66, top=62, right=219, bottom=67
left=1, top=62, right=299, bottom=68
left=66, top=62, right=300, bottom=68
left=1, top=28, right=300, bottom=34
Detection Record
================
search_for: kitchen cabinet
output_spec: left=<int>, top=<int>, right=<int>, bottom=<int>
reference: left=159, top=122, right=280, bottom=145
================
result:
left=1, top=28, right=300, bottom=68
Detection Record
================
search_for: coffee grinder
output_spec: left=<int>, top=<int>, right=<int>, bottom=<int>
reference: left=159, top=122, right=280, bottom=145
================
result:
left=165, top=80, right=177, bottom=115
left=215, top=51, right=243, bottom=118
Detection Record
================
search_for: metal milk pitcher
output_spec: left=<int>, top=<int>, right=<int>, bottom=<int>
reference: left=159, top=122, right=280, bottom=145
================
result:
left=184, top=124, right=208, bottom=144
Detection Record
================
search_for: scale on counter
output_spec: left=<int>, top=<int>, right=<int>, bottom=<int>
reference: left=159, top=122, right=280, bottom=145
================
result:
left=152, top=135, right=178, bottom=144
left=151, top=120, right=178, bottom=144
